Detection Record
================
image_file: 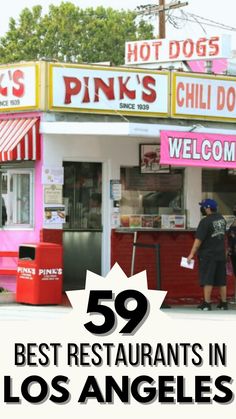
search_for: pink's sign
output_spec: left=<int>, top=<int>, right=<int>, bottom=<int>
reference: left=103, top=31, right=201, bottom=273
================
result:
left=160, top=131, right=236, bottom=168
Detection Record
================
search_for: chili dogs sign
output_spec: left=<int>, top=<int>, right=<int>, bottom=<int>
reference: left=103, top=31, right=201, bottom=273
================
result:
left=160, top=131, right=236, bottom=169
left=172, top=72, right=236, bottom=121
left=125, top=35, right=231, bottom=65
left=49, top=63, right=169, bottom=117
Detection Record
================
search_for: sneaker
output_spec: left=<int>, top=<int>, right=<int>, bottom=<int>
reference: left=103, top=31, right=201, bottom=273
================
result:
left=216, top=301, right=228, bottom=310
left=197, top=301, right=212, bottom=311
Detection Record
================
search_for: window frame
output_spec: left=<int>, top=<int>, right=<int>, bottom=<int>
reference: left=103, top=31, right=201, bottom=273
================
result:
left=0, top=165, right=34, bottom=229
left=63, top=161, right=102, bottom=231
left=120, top=165, right=184, bottom=215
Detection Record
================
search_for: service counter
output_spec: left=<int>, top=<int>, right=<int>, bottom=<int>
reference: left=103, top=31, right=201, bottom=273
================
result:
left=111, top=228, right=234, bottom=305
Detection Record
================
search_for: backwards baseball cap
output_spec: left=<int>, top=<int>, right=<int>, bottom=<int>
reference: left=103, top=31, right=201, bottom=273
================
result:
left=199, top=198, right=218, bottom=210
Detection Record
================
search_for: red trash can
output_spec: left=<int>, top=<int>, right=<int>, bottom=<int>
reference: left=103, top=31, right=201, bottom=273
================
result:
left=16, top=243, right=63, bottom=305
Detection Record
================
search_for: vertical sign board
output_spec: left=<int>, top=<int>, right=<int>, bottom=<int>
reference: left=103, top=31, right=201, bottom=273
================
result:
left=48, top=63, right=170, bottom=117
left=171, top=71, right=236, bottom=122
left=0, top=63, right=40, bottom=112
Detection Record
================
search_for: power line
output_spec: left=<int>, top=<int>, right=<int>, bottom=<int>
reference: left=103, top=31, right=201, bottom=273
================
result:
left=187, top=13, right=207, bottom=34
left=188, top=13, right=236, bottom=31
left=136, top=1, right=188, bottom=38
left=169, top=12, right=236, bottom=32
left=136, top=3, right=236, bottom=34
left=136, top=1, right=188, bottom=16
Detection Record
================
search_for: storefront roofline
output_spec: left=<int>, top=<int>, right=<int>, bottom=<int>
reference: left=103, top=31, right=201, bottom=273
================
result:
left=40, top=121, right=236, bottom=138
left=39, top=121, right=161, bottom=137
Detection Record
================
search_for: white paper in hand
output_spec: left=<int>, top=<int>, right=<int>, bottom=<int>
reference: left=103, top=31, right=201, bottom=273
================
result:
left=180, top=257, right=194, bottom=269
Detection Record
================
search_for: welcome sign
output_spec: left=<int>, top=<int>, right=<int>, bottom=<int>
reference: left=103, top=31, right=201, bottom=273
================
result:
left=160, top=131, right=236, bottom=169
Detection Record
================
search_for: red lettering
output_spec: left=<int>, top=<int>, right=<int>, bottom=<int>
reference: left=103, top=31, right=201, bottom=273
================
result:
left=227, top=87, right=236, bottom=112
left=195, top=84, right=199, bottom=108
left=0, top=74, right=7, bottom=97
left=142, top=75, right=156, bottom=103
left=199, top=85, right=206, bottom=109
left=140, top=43, right=151, bottom=61
left=196, top=38, right=207, bottom=57
left=186, top=83, right=195, bottom=108
left=217, top=86, right=236, bottom=112
left=209, top=36, right=220, bottom=57
left=126, top=43, right=138, bottom=62
left=12, top=69, right=24, bottom=97
left=63, top=76, right=82, bottom=104
left=169, top=40, right=180, bottom=59
left=119, top=76, right=135, bottom=100
left=207, top=85, right=211, bottom=109
left=94, top=77, right=114, bottom=102
left=82, top=76, right=90, bottom=103
left=177, top=82, right=185, bottom=106
left=217, top=86, right=225, bottom=110
left=183, top=39, right=194, bottom=58
left=152, top=41, right=162, bottom=60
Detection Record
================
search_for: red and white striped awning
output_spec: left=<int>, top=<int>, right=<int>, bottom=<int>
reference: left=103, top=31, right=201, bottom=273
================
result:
left=0, top=117, right=40, bottom=162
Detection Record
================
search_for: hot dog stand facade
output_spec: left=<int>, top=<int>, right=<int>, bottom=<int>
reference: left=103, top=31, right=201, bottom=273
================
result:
left=0, top=61, right=236, bottom=302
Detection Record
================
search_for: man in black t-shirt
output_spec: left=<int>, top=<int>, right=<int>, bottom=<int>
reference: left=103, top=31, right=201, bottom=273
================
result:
left=227, top=205, right=236, bottom=277
left=187, top=198, right=227, bottom=311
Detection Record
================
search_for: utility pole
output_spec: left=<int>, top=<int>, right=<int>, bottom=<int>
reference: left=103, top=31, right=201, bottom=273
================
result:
left=137, top=1, right=188, bottom=39
left=159, top=0, right=166, bottom=39
left=158, top=1, right=188, bottom=38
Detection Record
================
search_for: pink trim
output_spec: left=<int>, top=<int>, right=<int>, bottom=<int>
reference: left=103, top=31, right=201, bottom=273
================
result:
left=0, top=115, right=43, bottom=253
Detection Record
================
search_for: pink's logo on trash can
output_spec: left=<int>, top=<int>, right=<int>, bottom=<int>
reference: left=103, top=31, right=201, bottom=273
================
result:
left=38, top=268, right=63, bottom=280
left=39, top=268, right=63, bottom=275
left=18, top=267, right=36, bottom=275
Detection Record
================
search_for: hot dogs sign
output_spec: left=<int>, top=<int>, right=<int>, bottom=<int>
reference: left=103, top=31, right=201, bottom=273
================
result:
left=125, top=35, right=231, bottom=65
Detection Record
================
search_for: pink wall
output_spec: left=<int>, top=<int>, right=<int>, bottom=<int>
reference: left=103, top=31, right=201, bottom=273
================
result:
left=187, top=59, right=228, bottom=74
left=0, top=112, right=43, bottom=256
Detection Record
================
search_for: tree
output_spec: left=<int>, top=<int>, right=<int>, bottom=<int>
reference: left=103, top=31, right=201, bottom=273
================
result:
left=0, top=2, right=154, bottom=65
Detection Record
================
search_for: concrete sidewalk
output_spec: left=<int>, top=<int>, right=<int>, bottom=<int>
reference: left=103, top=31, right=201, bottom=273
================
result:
left=0, top=302, right=72, bottom=321
left=0, top=293, right=235, bottom=322
left=162, top=301, right=236, bottom=322
left=0, top=291, right=72, bottom=321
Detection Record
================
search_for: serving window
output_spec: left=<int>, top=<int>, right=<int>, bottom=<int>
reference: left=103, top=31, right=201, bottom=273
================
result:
left=202, top=169, right=236, bottom=217
left=119, top=167, right=185, bottom=229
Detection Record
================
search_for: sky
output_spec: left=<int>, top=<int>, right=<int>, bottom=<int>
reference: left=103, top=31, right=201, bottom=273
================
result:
left=0, top=0, right=236, bottom=47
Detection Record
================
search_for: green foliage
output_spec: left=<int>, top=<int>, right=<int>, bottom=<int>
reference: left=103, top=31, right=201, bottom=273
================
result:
left=0, top=2, right=154, bottom=65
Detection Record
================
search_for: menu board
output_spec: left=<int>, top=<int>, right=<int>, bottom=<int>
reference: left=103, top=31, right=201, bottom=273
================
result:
left=120, top=214, right=185, bottom=229
left=44, top=206, right=66, bottom=224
